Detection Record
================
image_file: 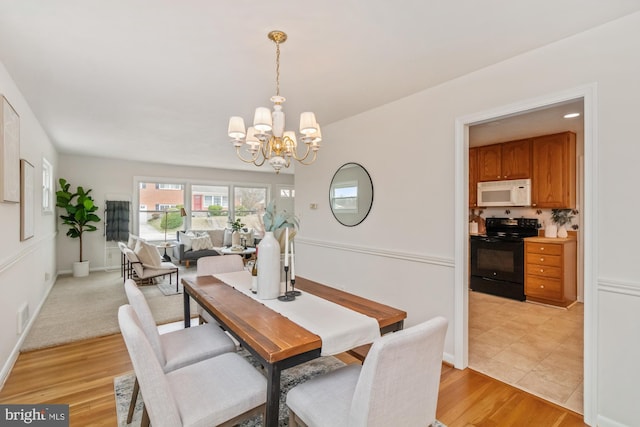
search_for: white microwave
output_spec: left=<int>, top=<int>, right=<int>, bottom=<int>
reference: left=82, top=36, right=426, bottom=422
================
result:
left=477, top=179, right=531, bottom=207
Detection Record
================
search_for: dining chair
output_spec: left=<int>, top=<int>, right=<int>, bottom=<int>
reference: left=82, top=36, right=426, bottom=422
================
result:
left=123, top=279, right=237, bottom=423
left=195, top=255, right=245, bottom=324
left=118, top=304, right=267, bottom=427
left=286, top=316, right=448, bottom=427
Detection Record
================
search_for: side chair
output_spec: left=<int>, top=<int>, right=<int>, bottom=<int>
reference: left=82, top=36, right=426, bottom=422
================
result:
left=195, top=255, right=245, bottom=324
left=123, top=247, right=179, bottom=290
left=118, top=304, right=267, bottom=427
left=123, top=279, right=237, bottom=423
left=286, top=316, right=448, bottom=427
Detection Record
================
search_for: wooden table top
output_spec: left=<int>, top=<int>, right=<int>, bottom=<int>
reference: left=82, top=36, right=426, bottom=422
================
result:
left=182, top=275, right=407, bottom=364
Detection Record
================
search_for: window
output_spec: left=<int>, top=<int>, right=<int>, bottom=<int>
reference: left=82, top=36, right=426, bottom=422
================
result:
left=135, top=179, right=274, bottom=237
left=42, top=158, right=53, bottom=213
left=234, top=186, right=267, bottom=231
left=138, top=181, right=185, bottom=240
left=191, top=185, right=229, bottom=230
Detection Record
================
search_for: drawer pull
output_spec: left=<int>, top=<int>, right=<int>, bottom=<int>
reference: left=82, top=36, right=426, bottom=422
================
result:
left=540, top=285, right=545, bottom=289
left=540, top=247, right=545, bottom=251
left=540, top=269, right=544, bottom=273
left=540, top=258, right=544, bottom=262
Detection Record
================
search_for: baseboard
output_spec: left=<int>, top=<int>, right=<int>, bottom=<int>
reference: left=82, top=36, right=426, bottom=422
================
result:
left=597, top=414, right=631, bottom=427
left=0, top=273, right=58, bottom=391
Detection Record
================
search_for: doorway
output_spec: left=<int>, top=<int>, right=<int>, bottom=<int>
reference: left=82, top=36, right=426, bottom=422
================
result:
left=453, top=85, right=597, bottom=424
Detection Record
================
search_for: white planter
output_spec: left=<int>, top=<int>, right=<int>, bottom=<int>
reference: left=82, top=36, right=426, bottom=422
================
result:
left=544, top=223, right=558, bottom=238
left=73, top=261, right=90, bottom=277
left=257, top=232, right=281, bottom=300
left=557, top=225, right=568, bottom=238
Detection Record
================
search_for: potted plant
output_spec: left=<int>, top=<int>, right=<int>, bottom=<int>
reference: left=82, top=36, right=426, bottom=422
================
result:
left=551, top=209, right=574, bottom=238
left=230, top=218, right=245, bottom=247
left=56, top=178, right=101, bottom=277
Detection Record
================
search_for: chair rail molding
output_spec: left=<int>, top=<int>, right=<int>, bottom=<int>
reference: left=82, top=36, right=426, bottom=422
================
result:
left=296, top=237, right=454, bottom=268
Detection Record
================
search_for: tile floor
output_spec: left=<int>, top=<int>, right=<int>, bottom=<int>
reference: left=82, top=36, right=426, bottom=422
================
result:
left=468, top=290, right=584, bottom=414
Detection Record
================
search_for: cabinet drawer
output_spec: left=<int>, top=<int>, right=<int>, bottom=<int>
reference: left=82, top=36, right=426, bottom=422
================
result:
left=525, top=253, right=561, bottom=267
left=526, top=263, right=562, bottom=279
left=526, top=243, right=562, bottom=256
left=525, top=276, right=562, bottom=300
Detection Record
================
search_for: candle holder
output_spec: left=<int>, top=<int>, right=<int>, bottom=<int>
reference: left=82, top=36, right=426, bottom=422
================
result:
left=286, top=278, right=301, bottom=297
left=278, top=265, right=296, bottom=301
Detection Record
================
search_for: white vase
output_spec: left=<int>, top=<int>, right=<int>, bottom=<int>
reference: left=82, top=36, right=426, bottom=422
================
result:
left=73, top=261, right=90, bottom=277
left=257, top=231, right=281, bottom=300
left=557, top=225, right=568, bottom=238
left=232, top=230, right=241, bottom=247
left=545, top=223, right=558, bottom=238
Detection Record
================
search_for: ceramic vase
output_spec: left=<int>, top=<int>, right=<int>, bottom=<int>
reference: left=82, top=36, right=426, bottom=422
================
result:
left=545, top=223, right=558, bottom=238
left=257, top=231, right=280, bottom=300
left=232, top=230, right=241, bottom=247
left=557, top=225, right=568, bottom=238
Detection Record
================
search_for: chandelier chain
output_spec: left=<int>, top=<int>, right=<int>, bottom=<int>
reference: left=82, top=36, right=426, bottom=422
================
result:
left=275, top=41, right=281, bottom=97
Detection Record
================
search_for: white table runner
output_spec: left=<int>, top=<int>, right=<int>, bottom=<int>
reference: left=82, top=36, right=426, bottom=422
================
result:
left=212, top=271, right=381, bottom=356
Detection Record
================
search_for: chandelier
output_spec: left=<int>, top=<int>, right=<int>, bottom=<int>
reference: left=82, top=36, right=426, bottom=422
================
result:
left=227, top=30, right=322, bottom=174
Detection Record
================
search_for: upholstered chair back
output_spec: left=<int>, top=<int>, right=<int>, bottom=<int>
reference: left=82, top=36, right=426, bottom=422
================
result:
left=124, top=279, right=166, bottom=366
left=123, top=248, right=144, bottom=278
left=349, top=316, right=448, bottom=427
left=196, top=255, right=245, bottom=276
left=118, top=305, right=182, bottom=426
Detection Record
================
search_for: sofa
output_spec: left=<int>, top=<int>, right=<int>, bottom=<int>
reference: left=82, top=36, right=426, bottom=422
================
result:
left=173, top=229, right=255, bottom=267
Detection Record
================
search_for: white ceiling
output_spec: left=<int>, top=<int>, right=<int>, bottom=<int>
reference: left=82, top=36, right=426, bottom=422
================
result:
left=0, top=1, right=638, bottom=173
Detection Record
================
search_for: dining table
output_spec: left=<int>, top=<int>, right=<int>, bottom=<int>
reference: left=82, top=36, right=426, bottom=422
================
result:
left=182, top=274, right=407, bottom=427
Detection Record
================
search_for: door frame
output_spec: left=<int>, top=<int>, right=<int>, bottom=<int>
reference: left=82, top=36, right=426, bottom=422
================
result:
left=453, top=83, right=598, bottom=425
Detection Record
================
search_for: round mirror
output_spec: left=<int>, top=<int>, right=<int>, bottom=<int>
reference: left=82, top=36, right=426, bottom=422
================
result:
left=329, top=162, right=374, bottom=227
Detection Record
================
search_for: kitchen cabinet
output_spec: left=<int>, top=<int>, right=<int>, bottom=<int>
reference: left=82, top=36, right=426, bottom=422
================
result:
left=531, top=131, right=576, bottom=208
left=524, top=237, right=577, bottom=307
left=469, top=147, right=478, bottom=207
left=477, top=138, right=531, bottom=182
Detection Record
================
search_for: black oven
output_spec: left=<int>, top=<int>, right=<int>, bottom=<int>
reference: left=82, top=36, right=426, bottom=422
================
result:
left=469, top=217, right=538, bottom=301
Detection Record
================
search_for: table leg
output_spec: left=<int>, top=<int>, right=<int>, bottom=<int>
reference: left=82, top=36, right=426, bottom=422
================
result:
left=265, top=363, right=282, bottom=427
left=183, top=290, right=191, bottom=328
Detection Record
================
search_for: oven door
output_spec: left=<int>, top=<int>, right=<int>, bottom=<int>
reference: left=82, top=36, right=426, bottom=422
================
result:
left=470, top=237, right=524, bottom=284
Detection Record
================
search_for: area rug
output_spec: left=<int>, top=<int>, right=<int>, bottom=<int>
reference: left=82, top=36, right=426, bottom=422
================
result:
left=114, top=349, right=345, bottom=427
left=21, top=270, right=196, bottom=351
left=115, top=349, right=448, bottom=427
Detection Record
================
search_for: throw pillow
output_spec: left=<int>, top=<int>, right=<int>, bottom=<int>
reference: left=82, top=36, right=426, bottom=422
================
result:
left=135, top=241, right=162, bottom=267
left=179, top=231, right=193, bottom=252
left=127, top=234, right=139, bottom=250
left=191, top=235, right=213, bottom=251
left=207, top=229, right=225, bottom=248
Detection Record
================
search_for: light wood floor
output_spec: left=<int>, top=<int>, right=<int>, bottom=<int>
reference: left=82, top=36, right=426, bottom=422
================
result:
left=0, top=333, right=586, bottom=426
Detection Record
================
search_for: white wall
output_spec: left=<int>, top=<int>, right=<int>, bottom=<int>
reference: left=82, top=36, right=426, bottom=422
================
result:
left=295, top=12, right=640, bottom=426
left=0, top=62, right=58, bottom=385
left=56, top=154, right=293, bottom=273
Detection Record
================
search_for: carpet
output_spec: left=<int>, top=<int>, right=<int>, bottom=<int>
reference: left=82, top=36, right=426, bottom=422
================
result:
left=21, top=270, right=196, bottom=351
left=114, top=349, right=448, bottom=427
left=114, top=349, right=345, bottom=427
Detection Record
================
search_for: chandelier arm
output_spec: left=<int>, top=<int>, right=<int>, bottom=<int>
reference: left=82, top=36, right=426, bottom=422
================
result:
left=295, top=150, right=318, bottom=166
left=235, top=146, right=266, bottom=166
left=289, top=143, right=313, bottom=162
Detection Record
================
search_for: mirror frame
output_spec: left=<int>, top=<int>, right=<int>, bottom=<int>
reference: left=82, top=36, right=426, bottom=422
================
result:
left=329, top=162, right=374, bottom=227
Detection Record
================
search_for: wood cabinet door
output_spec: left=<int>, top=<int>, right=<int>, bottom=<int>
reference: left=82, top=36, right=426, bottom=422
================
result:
left=477, top=144, right=502, bottom=181
left=469, top=147, right=478, bottom=207
left=501, top=139, right=531, bottom=180
left=531, top=132, right=576, bottom=208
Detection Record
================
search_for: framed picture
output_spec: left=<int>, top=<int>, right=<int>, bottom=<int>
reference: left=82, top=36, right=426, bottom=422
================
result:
left=1, top=95, right=20, bottom=203
left=20, top=159, right=34, bottom=241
